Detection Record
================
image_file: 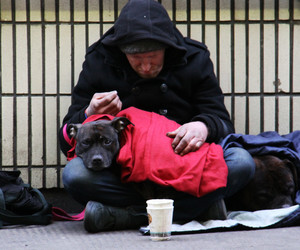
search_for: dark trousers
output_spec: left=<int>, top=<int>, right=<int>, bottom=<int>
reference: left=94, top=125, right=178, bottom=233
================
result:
left=63, top=147, right=255, bottom=222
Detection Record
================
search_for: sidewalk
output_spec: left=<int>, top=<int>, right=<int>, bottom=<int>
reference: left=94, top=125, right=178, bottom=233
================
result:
left=1, top=221, right=299, bottom=250
left=1, top=188, right=299, bottom=249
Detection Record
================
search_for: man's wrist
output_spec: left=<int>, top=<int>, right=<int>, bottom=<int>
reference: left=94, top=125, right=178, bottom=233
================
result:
left=84, top=109, right=89, bottom=118
left=197, top=121, right=209, bottom=141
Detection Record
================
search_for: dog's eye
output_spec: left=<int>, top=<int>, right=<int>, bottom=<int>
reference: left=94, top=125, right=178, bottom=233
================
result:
left=103, top=138, right=112, bottom=145
left=99, top=136, right=112, bottom=145
left=82, top=139, right=92, bottom=146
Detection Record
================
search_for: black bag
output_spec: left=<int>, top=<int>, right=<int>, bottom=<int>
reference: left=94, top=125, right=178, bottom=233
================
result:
left=0, top=170, right=52, bottom=227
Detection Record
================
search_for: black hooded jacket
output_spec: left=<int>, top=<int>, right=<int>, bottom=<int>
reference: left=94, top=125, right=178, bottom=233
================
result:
left=59, top=0, right=235, bottom=156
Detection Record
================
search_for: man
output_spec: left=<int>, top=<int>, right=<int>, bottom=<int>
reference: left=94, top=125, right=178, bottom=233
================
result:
left=59, top=0, right=255, bottom=233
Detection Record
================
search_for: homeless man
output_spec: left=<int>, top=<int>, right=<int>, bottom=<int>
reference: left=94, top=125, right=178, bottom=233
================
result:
left=59, top=0, right=255, bottom=233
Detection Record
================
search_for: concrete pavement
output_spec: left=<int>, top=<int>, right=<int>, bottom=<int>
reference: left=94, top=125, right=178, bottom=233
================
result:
left=0, top=221, right=299, bottom=250
left=1, top=188, right=299, bottom=250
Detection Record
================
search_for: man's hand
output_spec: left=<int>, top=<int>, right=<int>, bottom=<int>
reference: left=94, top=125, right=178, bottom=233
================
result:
left=85, top=91, right=122, bottom=116
left=166, top=121, right=208, bottom=156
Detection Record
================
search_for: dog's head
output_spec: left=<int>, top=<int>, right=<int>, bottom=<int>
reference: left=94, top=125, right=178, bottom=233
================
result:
left=240, top=155, right=298, bottom=211
left=68, top=117, right=133, bottom=171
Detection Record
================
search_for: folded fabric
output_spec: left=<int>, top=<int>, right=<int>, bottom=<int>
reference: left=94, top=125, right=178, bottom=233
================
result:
left=221, top=131, right=300, bottom=190
left=221, top=131, right=300, bottom=167
left=140, top=204, right=300, bottom=235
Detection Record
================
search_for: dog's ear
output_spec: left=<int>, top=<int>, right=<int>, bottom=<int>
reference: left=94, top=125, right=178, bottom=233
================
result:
left=111, top=117, right=134, bottom=133
left=67, top=123, right=82, bottom=138
left=283, top=159, right=298, bottom=191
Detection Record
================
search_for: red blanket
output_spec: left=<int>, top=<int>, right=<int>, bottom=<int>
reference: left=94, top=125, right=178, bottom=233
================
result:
left=66, top=107, right=228, bottom=197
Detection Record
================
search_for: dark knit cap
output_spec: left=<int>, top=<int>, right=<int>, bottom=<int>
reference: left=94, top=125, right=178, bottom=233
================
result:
left=120, top=39, right=168, bottom=54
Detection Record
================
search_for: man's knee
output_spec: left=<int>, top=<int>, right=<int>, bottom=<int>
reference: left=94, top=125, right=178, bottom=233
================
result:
left=62, top=157, right=88, bottom=189
left=224, top=147, right=256, bottom=197
left=62, top=157, right=126, bottom=192
left=225, top=147, right=255, bottom=177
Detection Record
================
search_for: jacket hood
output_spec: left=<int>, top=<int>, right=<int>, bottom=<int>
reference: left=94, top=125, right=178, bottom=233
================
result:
left=101, top=0, right=186, bottom=55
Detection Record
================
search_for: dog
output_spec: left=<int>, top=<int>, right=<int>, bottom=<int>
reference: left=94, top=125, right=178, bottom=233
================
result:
left=226, top=155, right=298, bottom=211
left=68, top=117, right=133, bottom=171
left=67, top=117, right=176, bottom=199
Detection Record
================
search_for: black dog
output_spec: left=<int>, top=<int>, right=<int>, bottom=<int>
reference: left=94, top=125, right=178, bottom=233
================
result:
left=227, top=155, right=298, bottom=211
left=68, top=117, right=132, bottom=171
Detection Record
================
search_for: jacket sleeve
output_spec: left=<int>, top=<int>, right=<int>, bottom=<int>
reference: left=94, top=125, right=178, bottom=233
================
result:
left=189, top=49, right=235, bottom=143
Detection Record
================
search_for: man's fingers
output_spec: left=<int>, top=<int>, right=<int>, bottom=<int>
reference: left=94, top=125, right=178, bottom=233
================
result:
left=104, top=99, right=122, bottom=116
left=167, top=127, right=188, bottom=151
left=174, top=137, right=204, bottom=156
left=96, top=91, right=118, bottom=106
left=167, top=121, right=208, bottom=156
left=166, top=128, right=180, bottom=138
left=94, top=90, right=117, bottom=100
left=87, top=91, right=120, bottom=116
left=172, top=130, right=187, bottom=150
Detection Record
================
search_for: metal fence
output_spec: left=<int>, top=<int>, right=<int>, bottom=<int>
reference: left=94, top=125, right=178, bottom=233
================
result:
left=1, top=0, right=300, bottom=188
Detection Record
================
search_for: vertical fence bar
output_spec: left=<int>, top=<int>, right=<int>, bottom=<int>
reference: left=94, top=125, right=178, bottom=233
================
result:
left=85, top=0, right=89, bottom=49
left=114, top=0, right=118, bottom=21
left=202, top=0, right=206, bottom=44
left=70, top=0, right=75, bottom=90
left=230, top=0, right=235, bottom=125
left=289, top=0, right=294, bottom=132
left=0, top=1, right=2, bottom=170
left=186, top=0, right=191, bottom=38
left=216, top=0, right=220, bottom=81
left=260, top=0, right=265, bottom=132
left=99, top=0, right=103, bottom=36
left=172, top=0, right=176, bottom=22
left=26, top=0, right=32, bottom=184
left=55, top=0, right=61, bottom=187
left=41, top=0, right=47, bottom=187
left=201, top=0, right=205, bottom=44
left=274, top=0, right=279, bottom=132
left=245, top=0, right=250, bottom=134
left=12, top=0, right=17, bottom=171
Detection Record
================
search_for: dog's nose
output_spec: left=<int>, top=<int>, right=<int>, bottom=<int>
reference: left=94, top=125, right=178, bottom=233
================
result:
left=92, top=156, right=103, bottom=165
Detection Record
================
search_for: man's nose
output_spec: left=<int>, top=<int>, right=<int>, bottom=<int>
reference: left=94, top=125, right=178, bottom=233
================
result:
left=141, top=62, right=151, bottom=71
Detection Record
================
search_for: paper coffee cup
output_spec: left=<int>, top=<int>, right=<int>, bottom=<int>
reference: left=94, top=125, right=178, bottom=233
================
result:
left=146, top=199, right=174, bottom=241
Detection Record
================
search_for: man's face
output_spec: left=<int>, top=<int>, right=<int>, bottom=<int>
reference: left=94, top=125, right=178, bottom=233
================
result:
left=125, top=49, right=165, bottom=79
